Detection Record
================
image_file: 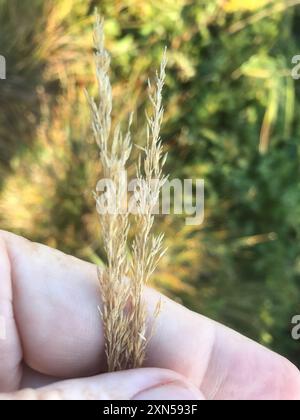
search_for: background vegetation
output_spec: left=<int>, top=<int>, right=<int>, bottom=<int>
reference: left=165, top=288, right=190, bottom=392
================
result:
left=0, top=0, right=300, bottom=367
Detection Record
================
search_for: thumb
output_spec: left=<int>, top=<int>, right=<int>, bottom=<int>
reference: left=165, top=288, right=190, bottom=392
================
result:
left=0, top=368, right=205, bottom=400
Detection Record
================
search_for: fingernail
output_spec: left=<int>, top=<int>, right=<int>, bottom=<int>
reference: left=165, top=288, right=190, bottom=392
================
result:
left=133, top=380, right=204, bottom=400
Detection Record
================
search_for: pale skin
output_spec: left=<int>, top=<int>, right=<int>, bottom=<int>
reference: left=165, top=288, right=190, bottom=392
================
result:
left=0, top=230, right=299, bottom=400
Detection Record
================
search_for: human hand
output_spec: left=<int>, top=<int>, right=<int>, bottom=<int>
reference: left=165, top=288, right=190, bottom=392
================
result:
left=0, top=230, right=299, bottom=400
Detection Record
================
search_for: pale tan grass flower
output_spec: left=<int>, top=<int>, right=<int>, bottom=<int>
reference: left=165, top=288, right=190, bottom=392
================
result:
left=86, top=13, right=167, bottom=371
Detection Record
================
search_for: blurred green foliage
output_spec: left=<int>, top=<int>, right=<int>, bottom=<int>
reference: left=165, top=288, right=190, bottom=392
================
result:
left=0, top=0, right=300, bottom=366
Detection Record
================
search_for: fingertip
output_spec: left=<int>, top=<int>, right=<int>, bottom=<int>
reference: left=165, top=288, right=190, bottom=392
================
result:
left=279, top=358, right=300, bottom=400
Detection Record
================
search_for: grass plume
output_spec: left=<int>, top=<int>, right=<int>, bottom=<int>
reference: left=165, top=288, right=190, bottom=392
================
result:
left=86, top=13, right=167, bottom=371
left=129, top=54, right=168, bottom=368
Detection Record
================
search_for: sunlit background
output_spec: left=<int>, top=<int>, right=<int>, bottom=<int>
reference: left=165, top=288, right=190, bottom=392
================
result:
left=0, top=0, right=300, bottom=367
